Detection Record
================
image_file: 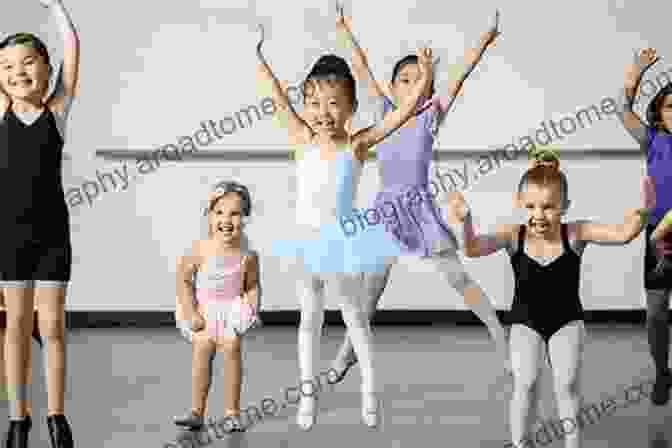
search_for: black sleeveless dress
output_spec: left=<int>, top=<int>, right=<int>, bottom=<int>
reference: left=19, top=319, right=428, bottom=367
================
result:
left=0, top=102, right=71, bottom=283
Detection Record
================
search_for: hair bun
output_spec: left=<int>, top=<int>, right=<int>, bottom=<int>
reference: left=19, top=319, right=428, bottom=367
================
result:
left=309, top=54, right=353, bottom=79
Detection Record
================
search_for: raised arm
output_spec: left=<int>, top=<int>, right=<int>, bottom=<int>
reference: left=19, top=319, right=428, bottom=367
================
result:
left=256, top=24, right=313, bottom=145
left=432, top=10, right=501, bottom=118
left=335, top=3, right=387, bottom=100
left=352, top=47, right=433, bottom=153
left=576, top=176, right=654, bottom=244
left=42, top=0, right=80, bottom=110
left=618, top=48, right=659, bottom=150
left=444, top=191, right=514, bottom=257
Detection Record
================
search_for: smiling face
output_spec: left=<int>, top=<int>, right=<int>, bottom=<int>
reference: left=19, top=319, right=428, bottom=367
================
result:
left=303, top=78, right=353, bottom=138
left=519, top=182, right=565, bottom=237
left=0, top=44, right=50, bottom=102
left=208, top=193, right=243, bottom=245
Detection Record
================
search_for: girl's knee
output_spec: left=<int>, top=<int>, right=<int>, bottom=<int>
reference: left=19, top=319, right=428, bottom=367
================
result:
left=554, top=375, right=580, bottom=397
left=216, top=338, right=240, bottom=355
left=513, top=370, right=541, bottom=393
left=38, top=320, right=65, bottom=340
left=646, top=306, right=668, bottom=324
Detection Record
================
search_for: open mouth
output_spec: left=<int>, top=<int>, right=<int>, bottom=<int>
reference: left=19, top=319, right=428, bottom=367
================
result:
left=528, top=218, right=549, bottom=232
left=314, top=119, right=334, bottom=129
left=216, top=223, right=234, bottom=234
left=8, top=78, right=32, bottom=88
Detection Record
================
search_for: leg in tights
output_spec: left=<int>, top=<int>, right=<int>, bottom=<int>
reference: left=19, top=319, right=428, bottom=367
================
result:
left=35, top=287, right=67, bottom=416
left=328, top=273, right=378, bottom=422
left=432, top=252, right=509, bottom=364
left=509, top=324, right=544, bottom=446
left=296, top=272, right=326, bottom=419
left=4, top=287, right=35, bottom=419
left=646, top=289, right=671, bottom=376
left=190, top=331, right=216, bottom=415
left=333, top=262, right=394, bottom=369
left=216, top=336, right=242, bottom=417
left=547, top=321, right=585, bottom=448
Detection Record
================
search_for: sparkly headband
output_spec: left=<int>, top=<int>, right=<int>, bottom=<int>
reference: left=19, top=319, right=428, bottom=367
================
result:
left=204, top=183, right=251, bottom=216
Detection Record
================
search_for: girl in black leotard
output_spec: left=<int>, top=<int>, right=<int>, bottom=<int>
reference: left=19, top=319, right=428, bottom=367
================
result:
left=0, top=1, right=79, bottom=447
left=447, top=165, right=653, bottom=448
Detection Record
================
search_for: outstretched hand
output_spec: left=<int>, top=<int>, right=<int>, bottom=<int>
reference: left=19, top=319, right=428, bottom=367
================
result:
left=38, top=0, right=61, bottom=7
left=416, top=46, right=433, bottom=79
left=626, top=48, right=659, bottom=88
left=256, top=24, right=266, bottom=58
left=335, top=1, right=350, bottom=31
left=443, top=192, right=469, bottom=224
left=481, top=10, right=501, bottom=45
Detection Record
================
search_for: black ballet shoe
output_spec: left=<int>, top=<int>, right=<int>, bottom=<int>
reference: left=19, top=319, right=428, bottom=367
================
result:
left=46, top=415, right=73, bottom=448
left=4, top=417, right=31, bottom=448
left=222, top=415, right=246, bottom=433
left=330, top=358, right=358, bottom=385
left=651, top=370, right=672, bottom=406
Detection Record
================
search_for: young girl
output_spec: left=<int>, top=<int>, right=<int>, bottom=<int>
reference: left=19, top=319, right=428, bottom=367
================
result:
left=256, top=21, right=432, bottom=429
left=174, top=181, right=261, bottom=433
left=329, top=5, right=510, bottom=383
left=446, top=165, right=652, bottom=448
left=618, top=47, right=672, bottom=405
left=0, top=1, right=79, bottom=446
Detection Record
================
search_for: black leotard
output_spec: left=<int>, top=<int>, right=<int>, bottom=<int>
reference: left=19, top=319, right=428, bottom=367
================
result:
left=0, top=102, right=71, bottom=282
left=509, top=224, right=583, bottom=342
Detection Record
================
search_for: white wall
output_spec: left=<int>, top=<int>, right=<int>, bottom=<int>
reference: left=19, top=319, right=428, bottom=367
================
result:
left=4, top=0, right=670, bottom=310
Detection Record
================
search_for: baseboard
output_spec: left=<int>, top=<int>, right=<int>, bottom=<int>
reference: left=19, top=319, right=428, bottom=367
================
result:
left=60, top=310, right=657, bottom=328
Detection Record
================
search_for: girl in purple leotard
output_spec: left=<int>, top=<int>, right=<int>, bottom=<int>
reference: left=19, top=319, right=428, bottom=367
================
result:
left=330, top=5, right=510, bottom=382
left=618, top=47, right=672, bottom=405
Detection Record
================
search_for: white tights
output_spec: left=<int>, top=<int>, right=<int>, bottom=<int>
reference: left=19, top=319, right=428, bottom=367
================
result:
left=509, top=321, right=585, bottom=448
left=297, top=271, right=374, bottom=396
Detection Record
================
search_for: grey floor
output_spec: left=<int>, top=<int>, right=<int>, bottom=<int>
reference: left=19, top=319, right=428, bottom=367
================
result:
left=4, top=324, right=671, bottom=448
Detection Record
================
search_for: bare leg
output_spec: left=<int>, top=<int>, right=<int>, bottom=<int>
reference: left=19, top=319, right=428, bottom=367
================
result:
left=547, top=321, right=585, bottom=448
left=218, top=336, right=241, bottom=416
left=190, top=331, right=216, bottom=416
left=35, top=286, right=67, bottom=416
left=4, top=286, right=35, bottom=419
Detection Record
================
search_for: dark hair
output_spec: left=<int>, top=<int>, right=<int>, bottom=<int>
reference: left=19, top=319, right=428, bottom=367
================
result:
left=0, top=33, right=51, bottom=68
left=391, top=55, right=435, bottom=97
left=303, top=54, right=358, bottom=113
left=646, top=83, right=672, bottom=131
left=206, top=181, right=252, bottom=217
left=517, top=165, right=569, bottom=207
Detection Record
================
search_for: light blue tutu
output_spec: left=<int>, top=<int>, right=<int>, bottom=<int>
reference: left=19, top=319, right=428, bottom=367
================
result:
left=272, top=214, right=401, bottom=275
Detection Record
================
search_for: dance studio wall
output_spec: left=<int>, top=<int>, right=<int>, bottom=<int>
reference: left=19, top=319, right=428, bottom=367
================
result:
left=5, top=0, right=672, bottom=311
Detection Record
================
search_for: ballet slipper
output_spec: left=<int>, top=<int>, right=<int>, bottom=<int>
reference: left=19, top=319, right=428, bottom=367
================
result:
left=46, top=415, right=73, bottom=448
left=174, top=410, right=204, bottom=429
left=296, top=396, right=317, bottom=431
left=329, top=357, right=358, bottom=385
left=4, top=417, right=31, bottom=448
left=361, top=392, right=380, bottom=428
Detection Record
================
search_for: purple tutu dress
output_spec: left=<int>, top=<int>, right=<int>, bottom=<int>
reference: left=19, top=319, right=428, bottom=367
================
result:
left=373, top=96, right=458, bottom=257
